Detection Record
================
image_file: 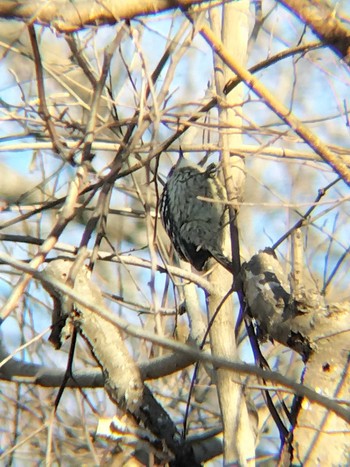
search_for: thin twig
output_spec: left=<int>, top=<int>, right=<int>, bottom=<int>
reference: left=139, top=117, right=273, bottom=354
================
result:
left=2, top=251, right=349, bottom=424
left=0, top=162, right=90, bottom=322
left=196, top=21, right=350, bottom=185
left=272, top=177, right=341, bottom=249
left=27, top=24, right=68, bottom=160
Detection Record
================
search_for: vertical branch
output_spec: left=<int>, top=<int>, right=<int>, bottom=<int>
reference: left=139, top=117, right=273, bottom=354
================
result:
left=208, top=2, right=256, bottom=464
left=27, top=24, right=68, bottom=159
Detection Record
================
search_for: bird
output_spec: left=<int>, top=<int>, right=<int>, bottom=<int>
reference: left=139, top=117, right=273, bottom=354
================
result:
left=159, top=154, right=233, bottom=273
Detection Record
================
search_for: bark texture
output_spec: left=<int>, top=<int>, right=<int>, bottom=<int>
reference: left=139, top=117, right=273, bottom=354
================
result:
left=242, top=249, right=350, bottom=464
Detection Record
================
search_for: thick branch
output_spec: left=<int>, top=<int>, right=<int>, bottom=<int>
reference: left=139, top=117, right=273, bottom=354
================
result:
left=242, top=249, right=350, bottom=357
left=208, top=3, right=256, bottom=464
left=43, top=259, right=199, bottom=465
left=243, top=249, right=350, bottom=465
left=279, top=0, right=350, bottom=63
left=0, top=0, right=215, bottom=32
left=1, top=251, right=349, bottom=423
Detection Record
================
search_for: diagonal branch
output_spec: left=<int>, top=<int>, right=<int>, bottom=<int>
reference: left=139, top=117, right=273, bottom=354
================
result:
left=278, top=0, right=350, bottom=64
left=197, top=20, right=350, bottom=186
left=1, top=250, right=349, bottom=425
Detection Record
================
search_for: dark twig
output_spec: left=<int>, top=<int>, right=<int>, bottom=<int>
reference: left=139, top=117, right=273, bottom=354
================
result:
left=27, top=24, right=69, bottom=160
left=272, top=177, right=341, bottom=250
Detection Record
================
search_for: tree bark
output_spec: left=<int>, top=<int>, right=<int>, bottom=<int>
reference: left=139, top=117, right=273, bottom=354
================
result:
left=0, top=0, right=217, bottom=32
left=208, top=2, right=257, bottom=464
left=278, top=0, right=350, bottom=63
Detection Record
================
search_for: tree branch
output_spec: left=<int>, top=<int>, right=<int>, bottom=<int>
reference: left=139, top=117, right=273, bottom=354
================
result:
left=0, top=0, right=220, bottom=32
left=198, top=20, right=350, bottom=185
left=0, top=253, right=349, bottom=424
left=278, top=0, right=350, bottom=64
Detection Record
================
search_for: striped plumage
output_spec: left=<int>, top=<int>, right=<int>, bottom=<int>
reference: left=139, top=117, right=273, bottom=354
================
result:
left=160, top=159, right=232, bottom=272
